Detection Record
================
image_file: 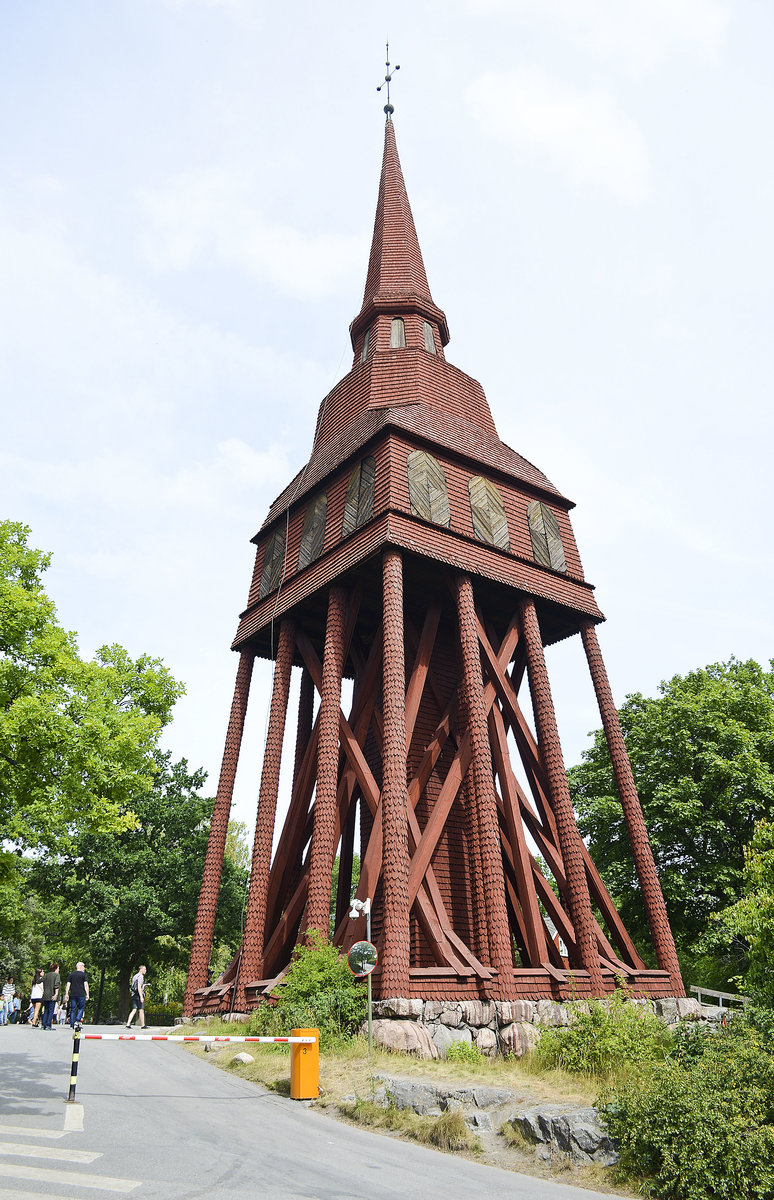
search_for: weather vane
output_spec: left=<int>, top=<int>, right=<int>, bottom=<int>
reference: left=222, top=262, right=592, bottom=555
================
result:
left=377, top=41, right=400, bottom=117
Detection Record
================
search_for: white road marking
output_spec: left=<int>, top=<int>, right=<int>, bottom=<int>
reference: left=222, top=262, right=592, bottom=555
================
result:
left=0, top=1126, right=65, bottom=1141
left=63, top=1103, right=84, bottom=1132
left=0, top=1142, right=100, bottom=1163
left=0, top=1163, right=141, bottom=1192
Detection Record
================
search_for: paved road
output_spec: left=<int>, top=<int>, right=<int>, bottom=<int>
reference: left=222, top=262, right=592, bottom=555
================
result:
left=0, top=1024, right=628, bottom=1199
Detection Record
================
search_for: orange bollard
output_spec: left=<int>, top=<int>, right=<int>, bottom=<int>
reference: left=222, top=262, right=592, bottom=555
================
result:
left=290, top=1028, right=319, bottom=1100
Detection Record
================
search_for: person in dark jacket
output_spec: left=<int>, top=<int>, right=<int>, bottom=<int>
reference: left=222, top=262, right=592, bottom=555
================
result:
left=41, top=963, right=60, bottom=1030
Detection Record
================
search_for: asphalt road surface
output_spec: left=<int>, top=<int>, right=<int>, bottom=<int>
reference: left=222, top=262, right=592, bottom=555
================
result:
left=0, top=1024, right=629, bottom=1200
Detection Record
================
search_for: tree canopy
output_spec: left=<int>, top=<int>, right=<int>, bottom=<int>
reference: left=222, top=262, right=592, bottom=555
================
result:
left=29, top=751, right=247, bottom=1014
left=569, top=658, right=774, bottom=976
left=0, top=520, right=184, bottom=852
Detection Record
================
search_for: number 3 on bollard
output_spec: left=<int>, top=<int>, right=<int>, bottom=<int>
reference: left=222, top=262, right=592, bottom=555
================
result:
left=290, top=1028, right=319, bottom=1100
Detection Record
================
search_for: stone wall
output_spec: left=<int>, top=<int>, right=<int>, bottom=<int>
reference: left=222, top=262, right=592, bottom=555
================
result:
left=369, top=994, right=712, bottom=1058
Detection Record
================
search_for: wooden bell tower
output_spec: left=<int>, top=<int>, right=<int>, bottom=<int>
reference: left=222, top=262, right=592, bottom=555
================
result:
left=184, top=117, right=683, bottom=1016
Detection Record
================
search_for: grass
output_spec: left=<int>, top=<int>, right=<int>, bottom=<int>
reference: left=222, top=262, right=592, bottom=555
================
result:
left=338, top=1098, right=482, bottom=1154
left=179, top=1016, right=598, bottom=1109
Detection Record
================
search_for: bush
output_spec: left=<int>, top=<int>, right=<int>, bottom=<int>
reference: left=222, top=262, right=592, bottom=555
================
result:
left=536, top=988, right=671, bottom=1077
left=246, top=930, right=366, bottom=1050
left=445, top=1040, right=484, bottom=1065
left=603, top=1019, right=774, bottom=1200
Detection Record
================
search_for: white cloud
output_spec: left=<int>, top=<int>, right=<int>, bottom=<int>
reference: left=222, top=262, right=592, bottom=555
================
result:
left=466, top=68, right=651, bottom=202
left=464, top=0, right=731, bottom=76
left=0, top=204, right=328, bottom=434
left=137, top=168, right=367, bottom=300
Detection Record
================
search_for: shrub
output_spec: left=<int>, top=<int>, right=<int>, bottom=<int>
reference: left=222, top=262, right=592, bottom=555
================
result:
left=536, top=988, right=671, bottom=1077
left=603, top=1019, right=774, bottom=1200
left=445, top=1039, right=484, bottom=1065
left=246, top=930, right=366, bottom=1050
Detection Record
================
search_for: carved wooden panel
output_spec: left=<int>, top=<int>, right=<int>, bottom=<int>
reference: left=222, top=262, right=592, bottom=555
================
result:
left=342, top=456, right=376, bottom=537
left=259, top=525, right=287, bottom=598
left=527, top=501, right=567, bottom=573
left=406, top=450, right=451, bottom=528
left=298, top=494, right=327, bottom=570
left=468, top=476, right=509, bottom=550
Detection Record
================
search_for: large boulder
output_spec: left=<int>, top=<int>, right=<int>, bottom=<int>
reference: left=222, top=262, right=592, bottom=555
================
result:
left=460, top=1000, right=496, bottom=1028
left=496, top=999, right=535, bottom=1026
left=516, top=1104, right=618, bottom=1166
left=474, top=1027, right=498, bottom=1056
left=431, top=1023, right=472, bottom=1057
left=500, top=1021, right=540, bottom=1058
left=369, top=1019, right=438, bottom=1059
left=535, top=999, right=570, bottom=1027
left=372, top=997, right=424, bottom=1020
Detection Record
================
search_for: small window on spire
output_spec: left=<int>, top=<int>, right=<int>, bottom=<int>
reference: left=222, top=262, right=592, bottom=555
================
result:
left=390, top=317, right=406, bottom=349
left=423, top=321, right=437, bottom=354
left=360, top=327, right=370, bottom=363
left=527, top=501, right=567, bottom=573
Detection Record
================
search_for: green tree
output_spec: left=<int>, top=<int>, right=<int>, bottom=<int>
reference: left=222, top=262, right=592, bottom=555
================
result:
left=31, top=752, right=248, bottom=1017
left=568, top=658, right=774, bottom=978
left=711, top=819, right=774, bottom=1003
left=0, top=521, right=183, bottom=853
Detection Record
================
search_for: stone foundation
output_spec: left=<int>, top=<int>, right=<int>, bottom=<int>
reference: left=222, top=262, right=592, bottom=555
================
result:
left=368, top=995, right=710, bottom=1058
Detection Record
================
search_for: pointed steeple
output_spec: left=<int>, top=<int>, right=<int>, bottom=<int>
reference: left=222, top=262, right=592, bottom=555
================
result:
left=350, top=119, right=449, bottom=350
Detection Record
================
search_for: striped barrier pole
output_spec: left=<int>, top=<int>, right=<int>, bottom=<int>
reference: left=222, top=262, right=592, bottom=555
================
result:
left=72, top=1030, right=320, bottom=1101
left=67, top=1023, right=81, bottom=1102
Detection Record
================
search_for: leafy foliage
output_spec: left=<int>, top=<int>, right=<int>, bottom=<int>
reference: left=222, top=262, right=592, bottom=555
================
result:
left=709, top=819, right=774, bottom=1003
left=247, top=930, right=366, bottom=1049
left=29, top=753, right=247, bottom=1016
left=569, top=658, right=774, bottom=979
left=0, top=521, right=183, bottom=852
left=603, top=1019, right=774, bottom=1200
left=536, top=987, right=671, bottom=1077
left=445, top=1039, right=484, bottom=1065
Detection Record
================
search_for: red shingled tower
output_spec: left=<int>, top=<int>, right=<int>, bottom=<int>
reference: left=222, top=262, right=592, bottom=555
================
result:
left=184, top=117, right=683, bottom=1016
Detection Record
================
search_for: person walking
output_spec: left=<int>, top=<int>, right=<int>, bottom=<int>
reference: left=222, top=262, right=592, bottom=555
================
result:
left=126, top=965, right=147, bottom=1029
left=64, top=962, right=90, bottom=1027
left=40, top=963, right=60, bottom=1030
left=0, top=977, right=13, bottom=1025
left=29, top=968, right=44, bottom=1026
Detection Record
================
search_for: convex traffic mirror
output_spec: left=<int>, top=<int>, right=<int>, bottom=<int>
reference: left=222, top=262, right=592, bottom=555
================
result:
left=347, top=940, right=378, bottom=977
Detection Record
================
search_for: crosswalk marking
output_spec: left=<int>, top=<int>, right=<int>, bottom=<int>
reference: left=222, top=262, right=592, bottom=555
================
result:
left=0, top=1127, right=65, bottom=1141
left=0, top=1163, right=141, bottom=1192
left=0, top=1142, right=100, bottom=1164
left=63, top=1104, right=84, bottom=1133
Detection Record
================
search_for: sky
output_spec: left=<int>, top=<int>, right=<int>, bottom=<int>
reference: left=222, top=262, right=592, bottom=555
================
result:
left=2, top=0, right=773, bottom=843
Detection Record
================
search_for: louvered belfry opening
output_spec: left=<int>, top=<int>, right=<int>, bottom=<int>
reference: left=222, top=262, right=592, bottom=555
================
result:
left=184, top=117, right=684, bottom=1017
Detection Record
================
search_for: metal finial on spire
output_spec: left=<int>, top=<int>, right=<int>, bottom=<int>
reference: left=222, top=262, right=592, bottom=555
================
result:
left=376, top=41, right=400, bottom=118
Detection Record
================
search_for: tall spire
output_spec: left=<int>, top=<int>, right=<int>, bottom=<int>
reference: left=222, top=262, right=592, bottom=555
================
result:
left=350, top=119, right=449, bottom=349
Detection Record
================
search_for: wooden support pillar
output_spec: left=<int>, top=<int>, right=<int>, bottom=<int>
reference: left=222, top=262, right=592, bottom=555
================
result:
left=456, top=574, right=514, bottom=997
left=306, top=586, right=347, bottom=936
left=236, top=620, right=296, bottom=1007
left=380, top=550, right=411, bottom=997
left=184, top=649, right=254, bottom=1015
left=581, top=622, right=684, bottom=994
left=519, top=599, right=605, bottom=993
